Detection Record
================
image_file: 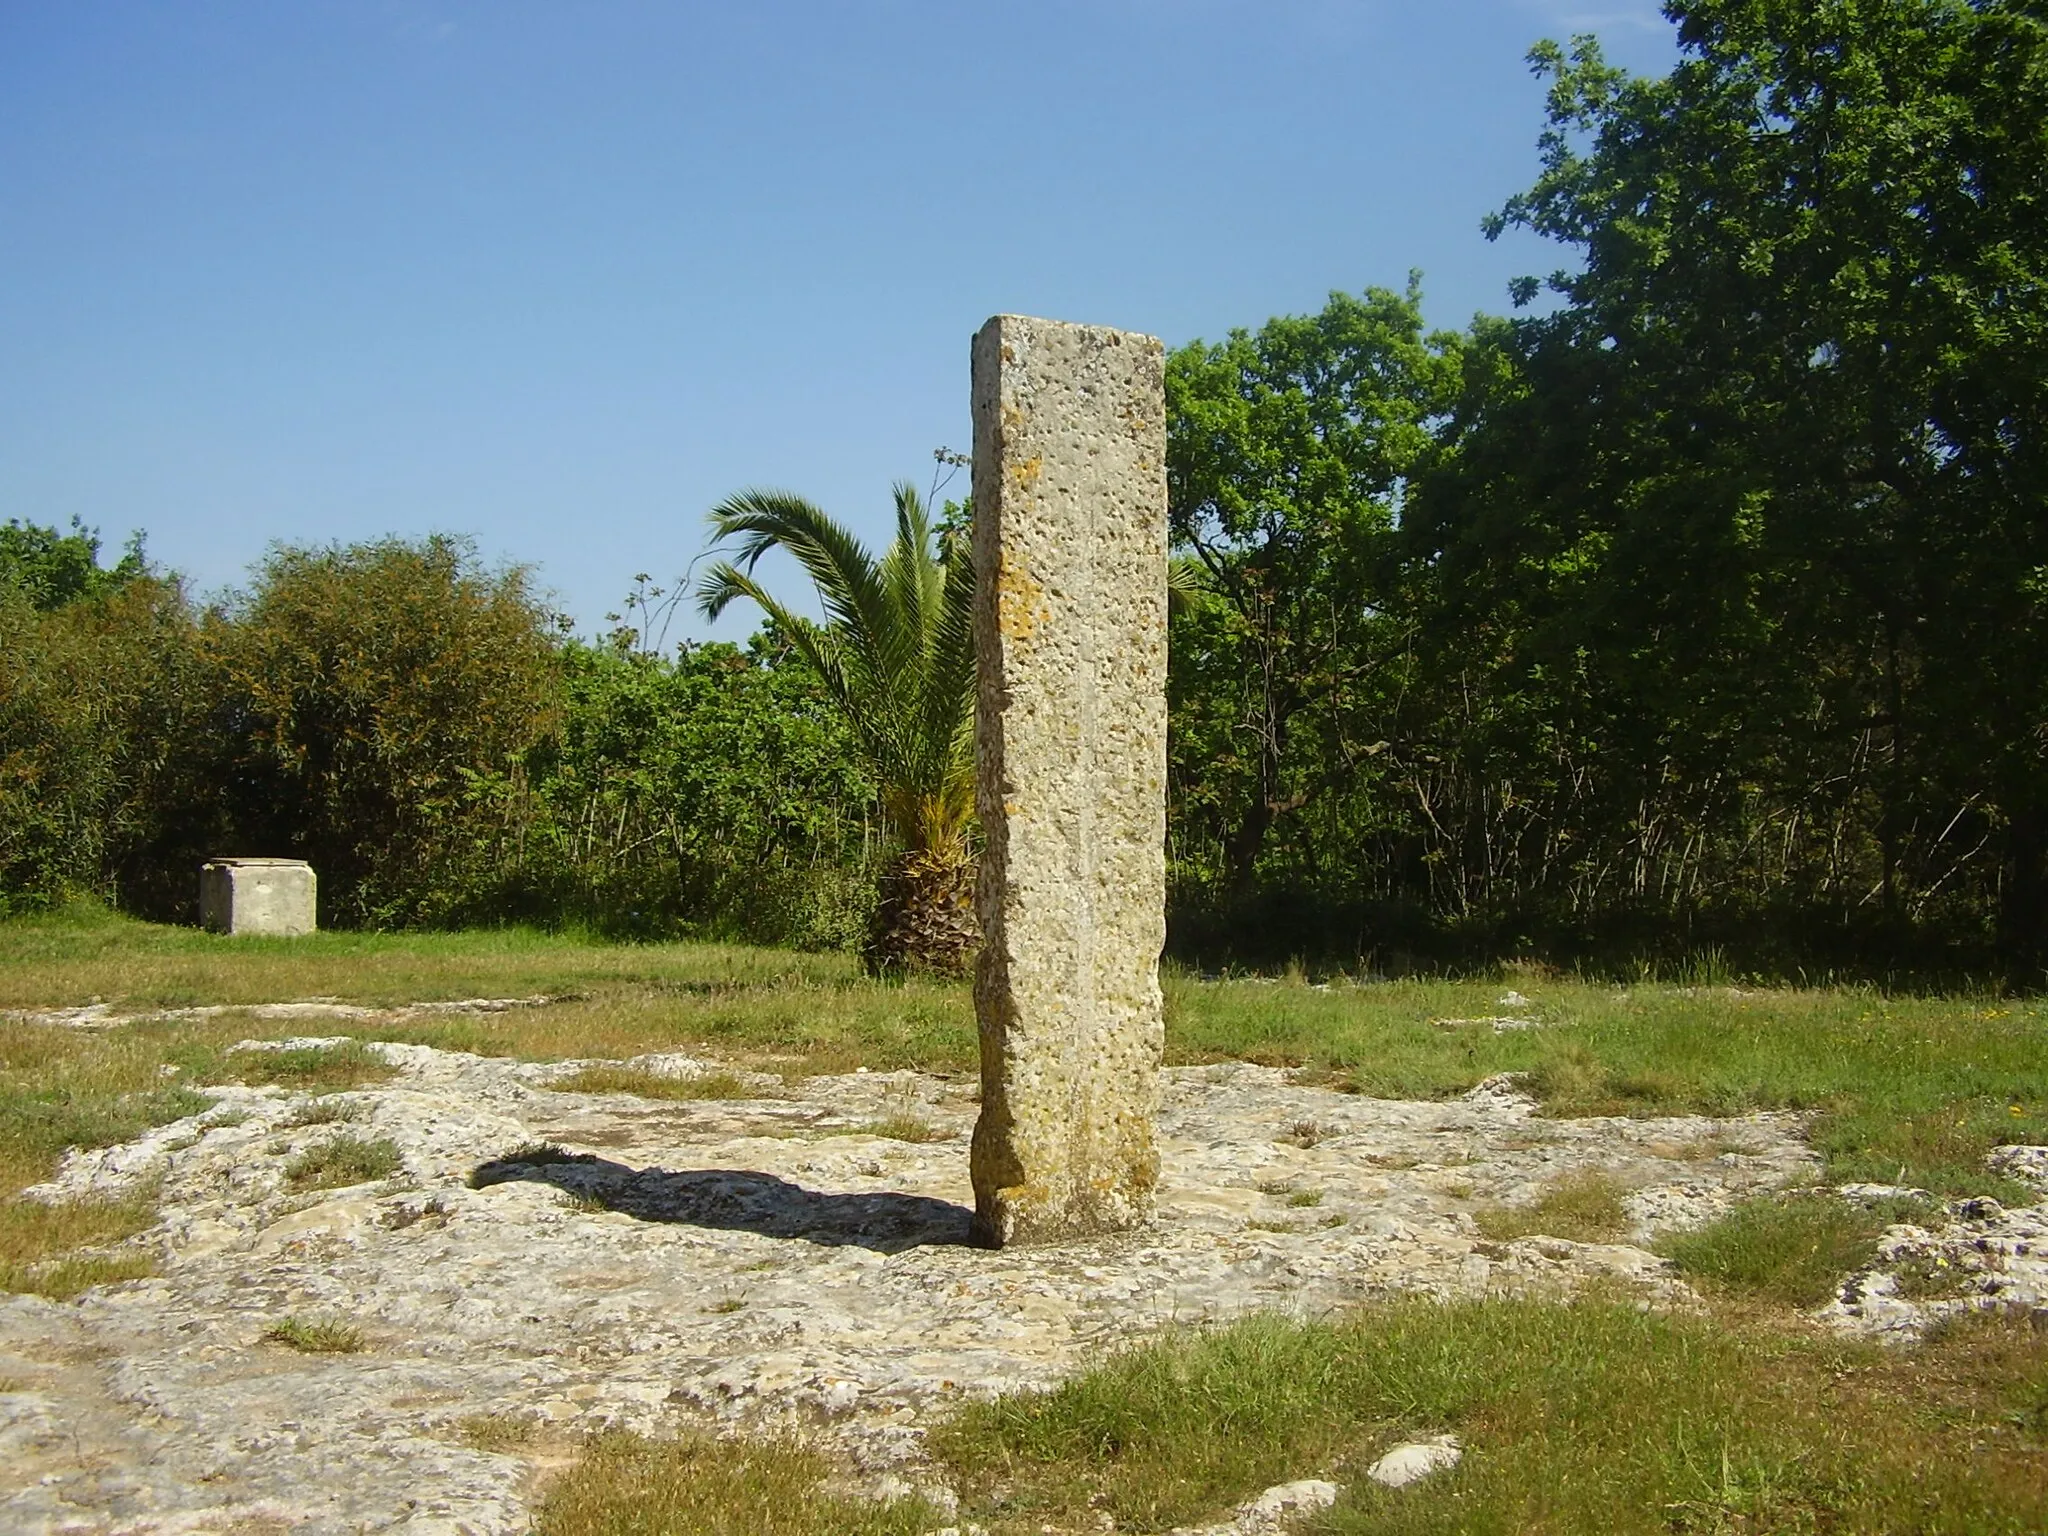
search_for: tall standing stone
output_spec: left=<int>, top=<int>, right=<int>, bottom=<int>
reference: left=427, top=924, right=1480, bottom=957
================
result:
left=969, top=315, right=1168, bottom=1247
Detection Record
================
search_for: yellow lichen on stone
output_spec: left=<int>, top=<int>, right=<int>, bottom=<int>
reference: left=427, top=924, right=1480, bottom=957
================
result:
left=968, top=313, right=1169, bottom=1249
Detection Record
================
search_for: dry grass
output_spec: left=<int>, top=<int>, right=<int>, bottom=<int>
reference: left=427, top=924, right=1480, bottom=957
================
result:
left=1474, top=1170, right=1633, bottom=1245
left=546, top=1066, right=763, bottom=1101
left=846, top=1114, right=948, bottom=1144
left=534, top=1430, right=936, bottom=1536
left=219, top=1041, right=396, bottom=1092
left=457, top=1412, right=538, bottom=1452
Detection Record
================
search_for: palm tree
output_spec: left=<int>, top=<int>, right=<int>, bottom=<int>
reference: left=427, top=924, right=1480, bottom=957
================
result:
left=697, top=483, right=978, bottom=974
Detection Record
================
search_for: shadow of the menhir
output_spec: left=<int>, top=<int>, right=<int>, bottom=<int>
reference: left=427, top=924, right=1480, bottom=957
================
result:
left=469, top=1150, right=975, bottom=1253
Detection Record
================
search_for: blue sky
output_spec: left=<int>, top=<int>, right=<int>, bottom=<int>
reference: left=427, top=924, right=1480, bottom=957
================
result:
left=1, top=1, right=1676, bottom=641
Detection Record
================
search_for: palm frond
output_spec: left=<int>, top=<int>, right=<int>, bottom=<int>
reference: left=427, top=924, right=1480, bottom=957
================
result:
left=696, top=481, right=978, bottom=855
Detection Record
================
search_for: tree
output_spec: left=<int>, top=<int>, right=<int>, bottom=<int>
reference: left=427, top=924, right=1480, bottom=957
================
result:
left=206, top=536, right=563, bottom=925
left=0, top=518, right=144, bottom=611
left=1166, top=285, right=1465, bottom=901
left=1405, top=0, right=2048, bottom=967
left=698, top=483, right=977, bottom=973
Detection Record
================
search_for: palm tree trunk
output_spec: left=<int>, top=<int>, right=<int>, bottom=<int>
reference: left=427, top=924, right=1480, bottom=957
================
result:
left=867, top=841, right=979, bottom=975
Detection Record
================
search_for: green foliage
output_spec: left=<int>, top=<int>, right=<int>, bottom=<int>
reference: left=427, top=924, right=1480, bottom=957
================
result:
left=698, top=484, right=977, bottom=971
left=202, top=536, right=564, bottom=926
left=508, top=636, right=876, bottom=946
left=0, top=518, right=144, bottom=612
left=1166, top=284, right=1463, bottom=904
left=0, top=570, right=206, bottom=914
left=1659, top=1192, right=1927, bottom=1308
left=1388, top=0, right=2048, bottom=974
left=936, top=1299, right=2048, bottom=1533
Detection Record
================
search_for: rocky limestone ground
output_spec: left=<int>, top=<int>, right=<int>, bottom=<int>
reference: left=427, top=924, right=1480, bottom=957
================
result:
left=3, top=1014, right=2044, bottom=1536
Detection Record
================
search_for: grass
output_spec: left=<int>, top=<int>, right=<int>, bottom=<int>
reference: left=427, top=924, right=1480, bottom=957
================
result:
left=3, top=903, right=2044, bottom=1296
left=1659, top=1191, right=1936, bottom=1308
left=282, top=1134, right=402, bottom=1190
left=220, top=1041, right=396, bottom=1092
left=929, top=1297, right=2048, bottom=1535
left=282, top=1098, right=365, bottom=1127
left=262, top=1315, right=365, bottom=1354
left=546, top=1065, right=761, bottom=1100
left=1473, top=1170, right=1633, bottom=1245
left=847, top=1114, right=948, bottom=1143
left=534, top=1430, right=937, bottom=1536
left=457, top=1412, right=537, bottom=1452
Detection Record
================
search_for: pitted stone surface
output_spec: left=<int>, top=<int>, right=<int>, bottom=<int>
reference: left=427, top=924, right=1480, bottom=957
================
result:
left=969, top=313, right=1169, bottom=1247
left=1, top=1038, right=1838, bottom=1535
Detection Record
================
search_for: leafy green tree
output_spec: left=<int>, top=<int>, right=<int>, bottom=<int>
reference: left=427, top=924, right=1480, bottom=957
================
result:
left=698, top=484, right=977, bottom=973
left=1404, top=0, right=2048, bottom=967
left=512, top=635, right=875, bottom=945
left=1166, top=285, right=1464, bottom=901
left=206, top=536, right=563, bottom=925
left=0, top=569, right=203, bottom=913
left=0, top=518, right=144, bottom=611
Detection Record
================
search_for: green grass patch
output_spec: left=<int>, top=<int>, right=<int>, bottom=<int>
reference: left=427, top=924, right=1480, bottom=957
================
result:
left=283, top=1134, right=402, bottom=1190
left=262, top=1315, right=365, bottom=1354
left=1473, top=1170, right=1632, bottom=1244
left=534, top=1430, right=937, bottom=1536
left=1658, top=1191, right=1934, bottom=1308
left=7, top=911, right=2046, bottom=1200
left=932, top=1298, right=2048, bottom=1535
left=547, top=1066, right=761, bottom=1101
left=220, top=1041, right=396, bottom=1092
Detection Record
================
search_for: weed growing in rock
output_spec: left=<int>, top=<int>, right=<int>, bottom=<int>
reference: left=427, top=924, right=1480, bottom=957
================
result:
left=221, top=1041, right=396, bottom=1092
left=1892, top=1251, right=1984, bottom=1300
left=535, top=1430, right=936, bottom=1536
left=263, top=1316, right=365, bottom=1354
left=1474, top=1170, right=1632, bottom=1244
left=457, top=1413, right=536, bottom=1452
left=548, top=1066, right=764, bottom=1101
left=284, top=1135, right=401, bottom=1190
left=1285, top=1189, right=1326, bottom=1208
left=1659, top=1192, right=1933, bottom=1307
left=848, top=1114, right=947, bottom=1144
left=283, top=1098, right=364, bottom=1128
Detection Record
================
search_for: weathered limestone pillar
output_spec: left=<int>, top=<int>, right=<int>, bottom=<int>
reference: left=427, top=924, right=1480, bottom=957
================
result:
left=200, top=858, right=317, bottom=937
left=969, top=315, right=1168, bottom=1248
